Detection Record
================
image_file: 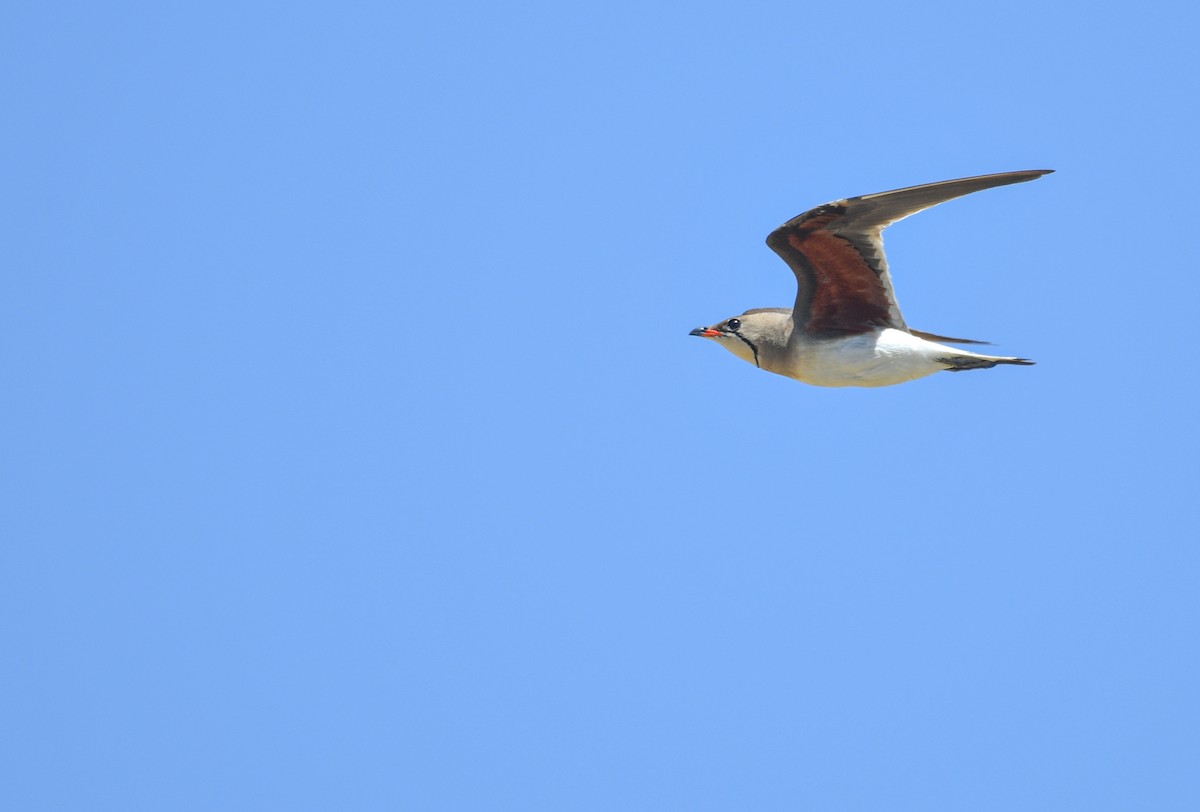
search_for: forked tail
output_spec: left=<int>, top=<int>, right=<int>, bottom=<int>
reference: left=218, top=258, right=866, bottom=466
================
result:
left=937, top=354, right=1035, bottom=372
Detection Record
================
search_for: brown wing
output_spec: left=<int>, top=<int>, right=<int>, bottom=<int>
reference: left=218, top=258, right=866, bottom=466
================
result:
left=765, top=170, right=1053, bottom=337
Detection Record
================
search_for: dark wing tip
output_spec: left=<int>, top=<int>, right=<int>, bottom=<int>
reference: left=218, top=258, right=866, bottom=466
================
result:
left=765, top=170, right=1053, bottom=244
left=843, top=168, right=1054, bottom=205
left=1001, top=168, right=1053, bottom=183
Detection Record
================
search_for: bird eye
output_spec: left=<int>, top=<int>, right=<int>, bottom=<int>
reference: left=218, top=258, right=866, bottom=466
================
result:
left=727, top=318, right=741, bottom=330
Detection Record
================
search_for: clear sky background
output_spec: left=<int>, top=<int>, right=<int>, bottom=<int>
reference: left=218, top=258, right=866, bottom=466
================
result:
left=4, top=1, right=1199, bottom=809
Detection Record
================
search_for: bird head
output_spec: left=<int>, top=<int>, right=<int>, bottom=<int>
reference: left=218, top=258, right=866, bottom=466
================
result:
left=688, top=310, right=790, bottom=369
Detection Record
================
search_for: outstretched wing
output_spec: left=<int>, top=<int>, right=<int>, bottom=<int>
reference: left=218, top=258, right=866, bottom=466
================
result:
left=765, top=170, right=1053, bottom=337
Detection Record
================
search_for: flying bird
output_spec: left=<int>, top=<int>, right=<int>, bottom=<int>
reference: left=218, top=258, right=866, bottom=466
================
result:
left=690, top=170, right=1052, bottom=387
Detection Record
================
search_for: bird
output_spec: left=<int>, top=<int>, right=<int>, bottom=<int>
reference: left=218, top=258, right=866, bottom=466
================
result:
left=689, top=170, right=1052, bottom=387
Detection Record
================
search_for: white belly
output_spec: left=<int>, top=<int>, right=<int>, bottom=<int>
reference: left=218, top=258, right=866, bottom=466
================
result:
left=786, top=329, right=949, bottom=388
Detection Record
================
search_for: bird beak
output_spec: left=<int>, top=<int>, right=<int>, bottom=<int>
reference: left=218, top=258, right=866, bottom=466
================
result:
left=689, top=327, right=721, bottom=338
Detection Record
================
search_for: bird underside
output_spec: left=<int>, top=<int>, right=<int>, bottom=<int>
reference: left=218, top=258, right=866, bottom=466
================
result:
left=780, top=327, right=1035, bottom=387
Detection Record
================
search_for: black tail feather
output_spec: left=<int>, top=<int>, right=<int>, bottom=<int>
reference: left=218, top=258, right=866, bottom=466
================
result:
left=938, top=355, right=1035, bottom=372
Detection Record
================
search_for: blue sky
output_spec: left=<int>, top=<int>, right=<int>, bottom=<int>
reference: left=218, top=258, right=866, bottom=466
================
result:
left=4, top=0, right=1199, bottom=809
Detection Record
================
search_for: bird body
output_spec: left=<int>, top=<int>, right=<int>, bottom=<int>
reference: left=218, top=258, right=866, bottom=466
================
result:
left=690, top=171, right=1051, bottom=388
